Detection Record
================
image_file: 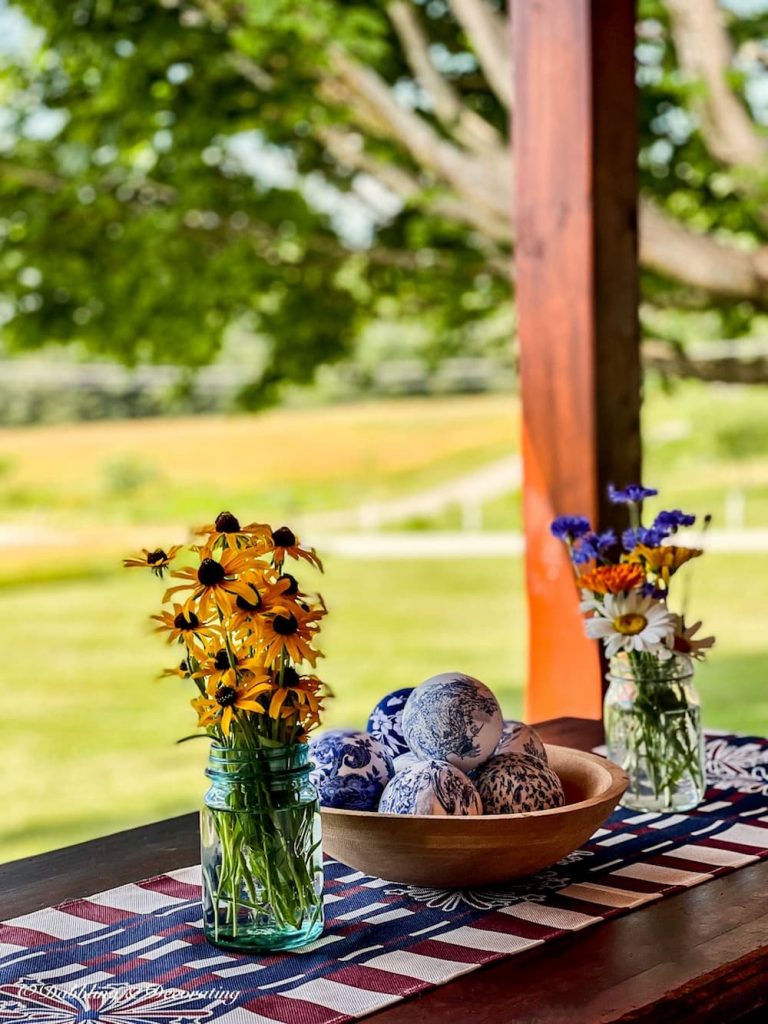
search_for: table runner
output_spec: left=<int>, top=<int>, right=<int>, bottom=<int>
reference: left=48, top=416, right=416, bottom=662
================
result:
left=2, top=731, right=768, bottom=1024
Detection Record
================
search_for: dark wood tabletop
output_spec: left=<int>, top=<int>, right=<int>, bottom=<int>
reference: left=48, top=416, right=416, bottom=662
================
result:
left=2, top=717, right=767, bottom=1023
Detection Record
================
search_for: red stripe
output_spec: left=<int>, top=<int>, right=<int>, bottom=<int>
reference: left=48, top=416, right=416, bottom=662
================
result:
left=407, top=938, right=497, bottom=965
left=245, top=992, right=348, bottom=1024
left=600, top=875, right=664, bottom=894
left=471, top=910, right=562, bottom=941
left=137, top=876, right=201, bottom=901
left=332, top=963, right=423, bottom=996
left=704, top=836, right=768, bottom=854
left=0, top=923, right=56, bottom=947
left=543, top=894, right=614, bottom=917
left=58, top=899, right=133, bottom=925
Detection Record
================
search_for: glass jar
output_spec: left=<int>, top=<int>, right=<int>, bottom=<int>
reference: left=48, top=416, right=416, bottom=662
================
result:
left=201, top=742, right=324, bottom=952
left=604, top=656, right=705, bottom=812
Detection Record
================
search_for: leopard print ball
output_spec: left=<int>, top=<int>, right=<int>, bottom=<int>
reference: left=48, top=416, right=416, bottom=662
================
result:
left=474, top=752, right=565, bottom=814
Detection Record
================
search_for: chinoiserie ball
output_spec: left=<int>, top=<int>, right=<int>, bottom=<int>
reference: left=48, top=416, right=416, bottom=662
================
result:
left=401, top=672, right=503, bottom=771
left=474, top=752, right=565, bottom=814
left=309, top=730, right=395, bottom=811
left=366, top=687, right=414, bottom=759
left=496, top=720, right=547, bottom=763
left=393, top=751, right=421, bottom=773
left=379, top=759, right=483, bottom=816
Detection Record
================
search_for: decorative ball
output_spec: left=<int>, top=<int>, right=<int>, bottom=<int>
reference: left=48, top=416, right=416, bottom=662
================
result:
left=474, top=753, right=565, bottom=814
left=309, top=730, right=395, bottom=811
left=379, top=760, right=482, bottom=816
left=366, top=687, right=414, bottom=759
left=401, top=672, right=503, bottom=771
left=393, top=751, right=421, bottom=773
left=496, top=720, right=547, bottom=762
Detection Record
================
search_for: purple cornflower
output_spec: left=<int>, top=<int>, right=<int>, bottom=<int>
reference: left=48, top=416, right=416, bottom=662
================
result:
left=641, top=581, right=667, bottom=600
left=653, top=509, right=696, bottom=536
left=572, top=529, right=617, bottom=564
left=608, top=483, right=659, bottom=505
left=622, top=526, right=664, bottom=551
left=550, top=515, right=591, bottom=541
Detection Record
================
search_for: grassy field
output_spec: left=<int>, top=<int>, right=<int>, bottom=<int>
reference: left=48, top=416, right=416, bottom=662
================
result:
left=1, top=383, right=768, bottom=863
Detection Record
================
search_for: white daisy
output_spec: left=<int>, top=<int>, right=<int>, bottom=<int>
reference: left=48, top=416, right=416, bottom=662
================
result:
left=582, top=590, right=676, bottom=657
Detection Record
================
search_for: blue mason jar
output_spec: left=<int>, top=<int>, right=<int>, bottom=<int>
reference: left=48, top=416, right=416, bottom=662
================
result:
left=201, top=743, right=324, bottom=951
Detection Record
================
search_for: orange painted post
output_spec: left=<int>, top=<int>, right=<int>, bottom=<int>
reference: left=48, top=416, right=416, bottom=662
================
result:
left=514, top=0, right=641, bottom=721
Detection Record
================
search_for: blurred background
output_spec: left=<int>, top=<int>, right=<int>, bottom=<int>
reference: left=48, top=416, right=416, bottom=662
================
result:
left=1, top=0, right=768, bottom=863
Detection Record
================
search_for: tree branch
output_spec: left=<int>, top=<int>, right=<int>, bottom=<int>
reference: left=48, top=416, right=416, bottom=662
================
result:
left=639, top=198, right=768, bottom=304
left=387, top=1, right=502, bottom=153
left=666, top=0, right=766, bottom=167
left=325, top=45, right=511, bottom=222
left=446, top=0, right=512, bottom=110
left=643, top=336, right=768, bottom=383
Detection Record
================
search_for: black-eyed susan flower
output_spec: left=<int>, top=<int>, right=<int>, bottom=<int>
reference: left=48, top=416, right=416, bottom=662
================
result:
left=228, top=576, right=294, bottom=636
left=151, top=601, right=217, bottom=649
left=164, top=545, right=268, bottom=618
left=124, top=545, right=181, bottom=578
left=191, top=676, right=273, bottom=736
left=161, top=658, right=195, bottom=680
left=194, top=511, right=272, bottom=551
left=269, top=527, right=323, bottom=572
left=194, top=644, right=268, bottom=691
left=261, top=605, right=324, bottom=668
left=268, top=666, right=324, bottom=722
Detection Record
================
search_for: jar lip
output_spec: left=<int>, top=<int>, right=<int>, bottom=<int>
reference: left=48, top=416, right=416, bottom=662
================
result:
left=206, top=740, right=312, bottom=778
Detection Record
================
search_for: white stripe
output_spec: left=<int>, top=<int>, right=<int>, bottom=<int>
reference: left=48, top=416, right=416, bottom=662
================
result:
left=649, top=814, right=689, bottom=830
left=57, top=971, right=114, bottom=990
left=409, top=922, right=449, bottom=937
left=5, top=908, right=104, bottom=939
left=0, top=944, right=25, bottom=959
left=692, top=820, right=725, bottom=836
left=282, top=978, right=398, bottom=1014
left=113, top=934, right=165, bottom=956
left=435, top=925, right=542, bottom=954
left=26, top=962, right=90, bottom=981
left=499, top=901, right=597, bottom=931
left=89, top=883, right=187, bottom=914
left=597, top=833, right=634, bottom=847
left=259, top=973, right=306, bottom=989
left=336, top=902, right=389, bottom=921
left=713, top=823, right=768, bottom=850
left=165, top=865, right=202, bottom=885
left=338, top=944, right=384, bottom=961
left=591, top=828, right=611, bottom=838
left=611, top=863, right=707, bottom=887
left=643, top=841, right=674, bottom=854
left=286, top=934, right=344, bottom=954
left=699, top=801, right=733, bottom=813
left=624, top=812, right=661, bottom=824
left=336, top=871, right=366, bottom=883
left=362, top=878, right=392, bottom=889
left=183, top=954, right=236, bottom=968
left=323, top=893, right=344, bottom=904
left=589, top=857, right=624, bottom=872
left=78, top=928, right=125, bottom=946
left=365, top=949, right=476, bottom=984
left=157, top=900, right=199, bottom=917
left=214, top=1011, right=284, bottom=1024
left=739, top=808, right=767, bottom=818
left=138, top=939, right=192, bottom=960
left=558, top=883, right=653, bottom=908
left=363, top=908, right=414, bottom=924
left=672, top=843, right=759, bottom=868
left=0, top=951, right=46, bottom=969
left=213, top=962, right=266, bottom=978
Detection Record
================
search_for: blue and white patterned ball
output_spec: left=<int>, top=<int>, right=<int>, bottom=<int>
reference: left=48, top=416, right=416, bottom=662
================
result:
left=474, top=752, right=565, bottom=814
left=379, top=759, right=483, bottom=816
left=401, top=672, right=503, bottom=771
left=366, top=687, right=414, bottom=759
left=309, top=730, right=395, bottom=811
left=496, top=720, right=547, bottom=763
left=393, top=751, right=421, bottom=773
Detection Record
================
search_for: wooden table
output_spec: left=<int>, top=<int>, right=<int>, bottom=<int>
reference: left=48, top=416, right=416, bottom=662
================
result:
left=3, top=717, right=768, bottom=1023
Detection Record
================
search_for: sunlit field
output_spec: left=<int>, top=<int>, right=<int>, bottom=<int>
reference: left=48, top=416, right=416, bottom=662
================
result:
left=2, top=385, right=768, bottom=862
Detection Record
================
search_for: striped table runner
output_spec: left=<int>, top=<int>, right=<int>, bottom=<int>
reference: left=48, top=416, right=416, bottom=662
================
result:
left=2, top=731, right=768, bottom=1024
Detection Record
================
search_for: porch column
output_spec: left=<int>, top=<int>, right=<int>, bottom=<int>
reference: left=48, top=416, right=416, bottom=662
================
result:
left=514, top=0, right=641, bottom=720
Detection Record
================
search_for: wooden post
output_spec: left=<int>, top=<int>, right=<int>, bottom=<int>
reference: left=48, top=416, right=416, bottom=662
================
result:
left=514, top=0, right=641, bottom=721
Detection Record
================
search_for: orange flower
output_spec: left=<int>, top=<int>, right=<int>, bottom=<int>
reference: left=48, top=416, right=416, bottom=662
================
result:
left=579, top=563, right=645, bottom=595
left=123, top=545, right=181, bottom=578
left=626, top=544, right=702, bottom=583
left=260, top=605, right=324, bottom=668
left=268, top=526, right=323, bottom=572
left=194, top=511, right=272, bottom=551
left=163, top=545, right=268, bottom=618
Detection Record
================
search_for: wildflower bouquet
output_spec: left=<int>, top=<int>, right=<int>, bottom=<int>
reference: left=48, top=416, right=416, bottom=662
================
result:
left=552, top=485, right=714, bottom=811
left=125, top=513, right=329, bottom=951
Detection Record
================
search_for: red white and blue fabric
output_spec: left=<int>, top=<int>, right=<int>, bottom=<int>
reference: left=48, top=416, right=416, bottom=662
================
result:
left=2, top=731, right=768, bottom=1024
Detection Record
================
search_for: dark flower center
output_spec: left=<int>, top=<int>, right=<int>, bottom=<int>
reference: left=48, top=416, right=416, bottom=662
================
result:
left=198, top=558, right=225, bottom=586
left=278, top=573, right=299, bottom=595
left=235, top=585, right=262, bottom=612
left=215, top=685, right=237, bottom=707
left=272, top=526, right=296, bottom=548
left=213, top=650, right=231, bottom=671
left=215, top=511, right=241, bottom=533
left=179, top=660, right=190, bottom=673
left=173, top=610, right=200, bottom=630
left=273, top=613, right=298, bottom=636
left=147, top=549, right=167, bottom=564
left=282, top=665, right=300, bottom=688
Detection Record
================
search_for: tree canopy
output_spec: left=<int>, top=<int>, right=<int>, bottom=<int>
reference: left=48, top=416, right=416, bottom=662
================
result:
left=2, top=0, right=768, bottom=393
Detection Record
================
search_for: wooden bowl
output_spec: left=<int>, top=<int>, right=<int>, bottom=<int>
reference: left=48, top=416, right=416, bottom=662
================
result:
left=320, top=744, right=627, bottom=887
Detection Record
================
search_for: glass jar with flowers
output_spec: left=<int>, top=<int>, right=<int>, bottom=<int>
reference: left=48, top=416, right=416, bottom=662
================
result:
left=125, top=513, right=329, bottom=951
left=551, top=485, right=714, bottom=812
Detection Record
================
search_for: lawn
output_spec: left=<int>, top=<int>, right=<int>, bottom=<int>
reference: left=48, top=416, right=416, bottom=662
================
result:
left=1, top=384, right=768, bottom=863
